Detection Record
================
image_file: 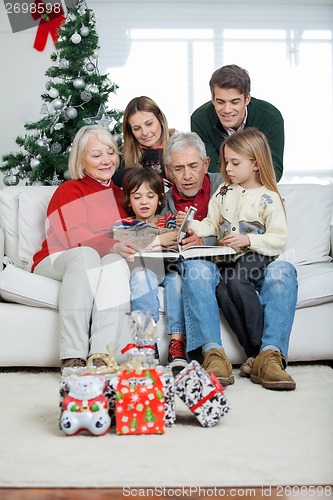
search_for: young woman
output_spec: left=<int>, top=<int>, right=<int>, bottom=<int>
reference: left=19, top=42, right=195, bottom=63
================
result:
left=113, top=167, right=188, bottom=371
left=113, top=96, right=173, bottom=187
left=32, top=125, right=138, bottom=372
left=189, top=127, right=288, bottom=364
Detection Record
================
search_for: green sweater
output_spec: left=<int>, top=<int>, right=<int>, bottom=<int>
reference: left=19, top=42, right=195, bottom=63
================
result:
left=190, top=97, right=284, bottom=182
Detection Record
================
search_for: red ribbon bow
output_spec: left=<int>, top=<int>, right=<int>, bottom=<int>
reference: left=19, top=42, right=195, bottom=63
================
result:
left=190, top=373, right=225, bottom=412
left=121, top=343, right=155, bottom=355
left=32, top=0, right=65, bottom=52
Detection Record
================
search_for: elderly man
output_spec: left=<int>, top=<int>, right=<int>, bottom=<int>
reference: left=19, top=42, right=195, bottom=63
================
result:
left=163, top=131, right=297, bottom=390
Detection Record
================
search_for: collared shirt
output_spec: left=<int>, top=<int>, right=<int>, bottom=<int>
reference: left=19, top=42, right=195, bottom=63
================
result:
left=172, top=174, right=211, bottom=220
left=224, top=108, right=248, bottom=136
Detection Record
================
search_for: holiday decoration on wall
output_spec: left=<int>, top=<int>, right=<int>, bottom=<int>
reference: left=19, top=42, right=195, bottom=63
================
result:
left=32, top=0, right=65, bottom=52
left=1, top=0, right=123, bottom=186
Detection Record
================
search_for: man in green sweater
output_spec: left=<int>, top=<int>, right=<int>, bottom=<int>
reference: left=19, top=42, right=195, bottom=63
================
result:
left=191, top=64, right=284, bottom=182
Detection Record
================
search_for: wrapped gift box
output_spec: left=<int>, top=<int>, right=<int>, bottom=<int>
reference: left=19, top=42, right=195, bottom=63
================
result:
left=174, top=360, right=230, bottom=427
left=116, top=368, right=165, bottom=435
left=60, top=366, right=175, bottom=431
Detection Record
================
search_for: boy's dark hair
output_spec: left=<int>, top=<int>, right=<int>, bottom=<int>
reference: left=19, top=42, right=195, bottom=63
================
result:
left=121, top=167, right=165, bottom=216
left=209, top=64, right=251, bottom=98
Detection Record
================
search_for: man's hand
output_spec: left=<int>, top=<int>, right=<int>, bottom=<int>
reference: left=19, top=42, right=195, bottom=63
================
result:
left=111, top=239, right=139, bottom=262
left=219, top=233, right=250, bottom=250
left=180, top=229, right=203, bottom=249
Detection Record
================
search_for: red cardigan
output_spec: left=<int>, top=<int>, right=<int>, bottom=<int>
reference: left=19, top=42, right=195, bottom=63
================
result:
left=32, top=176, right=128, bottom=272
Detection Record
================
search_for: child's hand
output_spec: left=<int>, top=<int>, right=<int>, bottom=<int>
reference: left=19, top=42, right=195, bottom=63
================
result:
left=111, top=239, right=139, bottom=262
left=148, top=231, right=178, bottom=249
left=219, top=233, right=250, bottom=250
left=176, top=210, right=187, bottom=227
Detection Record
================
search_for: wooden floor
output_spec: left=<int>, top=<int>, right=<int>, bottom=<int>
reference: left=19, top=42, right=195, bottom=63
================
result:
left=1, top=487, right=332, bottom=499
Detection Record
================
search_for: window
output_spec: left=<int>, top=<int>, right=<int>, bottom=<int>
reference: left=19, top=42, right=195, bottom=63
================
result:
left=94, top=2, right=333, bottom=184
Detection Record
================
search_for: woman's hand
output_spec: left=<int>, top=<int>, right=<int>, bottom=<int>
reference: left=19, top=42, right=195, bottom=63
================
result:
left=219, top=233, right=250, bottom=250
left=111, top=239, right=139, bottom=262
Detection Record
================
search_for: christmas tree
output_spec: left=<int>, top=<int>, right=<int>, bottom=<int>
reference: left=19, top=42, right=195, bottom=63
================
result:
left=1, top=0, right=122, bottom=186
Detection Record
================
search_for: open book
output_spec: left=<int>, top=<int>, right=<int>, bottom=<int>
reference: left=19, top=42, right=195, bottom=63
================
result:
left=134, top=245, right=236, bottom=260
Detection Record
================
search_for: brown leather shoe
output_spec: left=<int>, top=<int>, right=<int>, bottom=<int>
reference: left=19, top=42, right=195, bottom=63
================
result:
left=239, top=356, right=256, bottom=378
left=60, top=358, right=86, bottom=373
left=250, top=349, right=296, bottom=390
left=203, top=348, right=234, bottom=386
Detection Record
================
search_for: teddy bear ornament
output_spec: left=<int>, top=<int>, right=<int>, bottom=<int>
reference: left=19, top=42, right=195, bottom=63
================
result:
left=60, top=374, right=111, bottom=436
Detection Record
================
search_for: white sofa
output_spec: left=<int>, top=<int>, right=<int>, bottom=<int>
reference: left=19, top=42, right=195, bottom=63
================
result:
left=0, top=183, right=333, bottom=368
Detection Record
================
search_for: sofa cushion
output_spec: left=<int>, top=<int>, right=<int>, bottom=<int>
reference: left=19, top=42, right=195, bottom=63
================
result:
left=0, top=262, right=166, bottom=313
left=0, top=264, right=60, bottom=309
left=18, top=190, right=54, bottom=271
left=0, top=186, right=56, bottom=269
left=279, top=184, right=333, bottom=265
left=296, top=262, right=333, bottom=309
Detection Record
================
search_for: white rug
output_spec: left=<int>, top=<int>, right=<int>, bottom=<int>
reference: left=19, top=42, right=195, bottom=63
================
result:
left=0, top=365, right=332, bottom=488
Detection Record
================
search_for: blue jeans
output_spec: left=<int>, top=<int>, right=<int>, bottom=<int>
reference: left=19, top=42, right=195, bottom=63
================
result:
left=130, top=266, right=185, bottom=335
left=181, top=258, right=298, bottom=360
left=258, top=260, right=298, bottom=359
left=181, top=260, right=222, bottom=352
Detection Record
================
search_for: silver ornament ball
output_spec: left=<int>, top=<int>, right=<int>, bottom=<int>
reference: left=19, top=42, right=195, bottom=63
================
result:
left=63, top=169, right=71, bottom=180
left=32, top=180, right=44, bottom=186
left=65, top=107, right=78, bottom=119
left=51, top=142, right=62, bottom=153
left=73, top=77, right=85, bottom=89
left=48, top=88, right=59, bottom=98
left=85, top=62, right=95, bottom=72
left=30, top=158, right=41, bottom=169
left=71, top=32, right=82, bottom=44
left=3, top=174, right=19, bottom=186
left=79, top=26, right=90, bottom=37
left=52, top=98, right=64, bottom=110
left=80, top=90, right=92, bottom=102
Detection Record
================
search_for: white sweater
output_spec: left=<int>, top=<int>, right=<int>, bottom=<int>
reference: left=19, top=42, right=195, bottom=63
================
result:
left=190, top=183, right=287, bottom=257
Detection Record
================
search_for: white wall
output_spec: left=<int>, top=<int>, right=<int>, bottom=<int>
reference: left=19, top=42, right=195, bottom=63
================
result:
left=1, top=1, right=333, bottom=188
left=0, top=2, right=57, bottom=187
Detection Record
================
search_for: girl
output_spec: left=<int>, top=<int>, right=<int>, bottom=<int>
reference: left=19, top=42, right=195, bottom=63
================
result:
left=189, top=127, right=288, bottom=362
left=113, top=168, right=188, bottom=371
left=113, top=96, right=174, bottom=187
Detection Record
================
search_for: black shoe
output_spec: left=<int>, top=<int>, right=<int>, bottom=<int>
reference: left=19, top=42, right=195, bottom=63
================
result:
left=167, top=339, right=188, bottom=374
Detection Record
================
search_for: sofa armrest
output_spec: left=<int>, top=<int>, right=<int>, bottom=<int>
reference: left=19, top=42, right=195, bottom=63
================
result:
left=0, top=227, right=4, bottom=271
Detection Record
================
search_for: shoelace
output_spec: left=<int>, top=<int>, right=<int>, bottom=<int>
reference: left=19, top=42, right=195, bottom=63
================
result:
left=169, top=340, right=186, bottom=358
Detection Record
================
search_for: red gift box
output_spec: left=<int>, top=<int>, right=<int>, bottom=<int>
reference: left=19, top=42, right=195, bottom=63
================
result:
left=116, top=369, right=165, bottom=435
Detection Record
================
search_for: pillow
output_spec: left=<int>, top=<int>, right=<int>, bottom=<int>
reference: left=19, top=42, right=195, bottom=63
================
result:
left=278, top=184, right=333, bottom=265
left=0, top=263, right=60, bottom=309
left=18, top=191, right=54, bottom=270
left=0, top=186, right=56, bottom=269
left=0, top=188, right=22, bottom=268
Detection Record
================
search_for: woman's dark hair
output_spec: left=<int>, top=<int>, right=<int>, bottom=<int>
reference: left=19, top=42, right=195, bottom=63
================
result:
left=121, top=167, right=165, bottom=216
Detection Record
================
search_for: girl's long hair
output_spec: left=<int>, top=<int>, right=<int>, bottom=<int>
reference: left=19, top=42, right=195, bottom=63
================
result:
left=122, top=96, right=170, bottom=168
left=220, top=127, right=284, bottom=207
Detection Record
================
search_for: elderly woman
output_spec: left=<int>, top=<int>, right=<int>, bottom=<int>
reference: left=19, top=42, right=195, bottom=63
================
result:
left=32, top=125, right=138, bottom=371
